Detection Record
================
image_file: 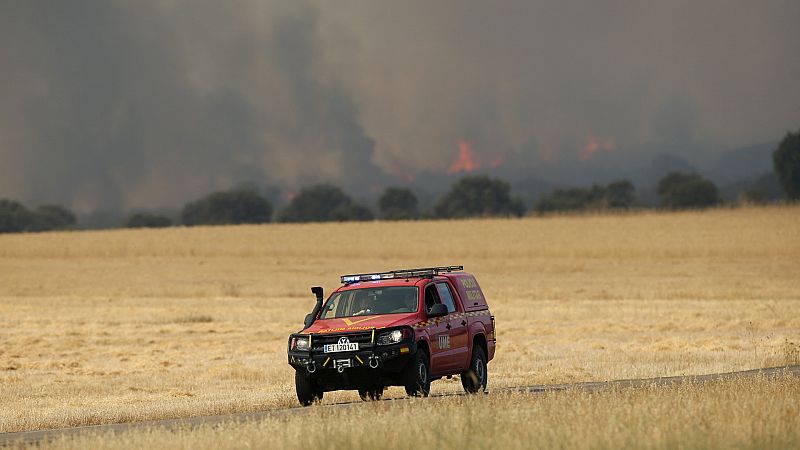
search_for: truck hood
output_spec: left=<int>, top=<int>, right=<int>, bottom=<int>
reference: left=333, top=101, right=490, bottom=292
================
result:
left=302, top=313, right=417, bottom=334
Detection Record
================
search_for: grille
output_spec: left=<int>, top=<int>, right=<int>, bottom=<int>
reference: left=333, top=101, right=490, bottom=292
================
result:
left=311, top=331, right=373, bottom=352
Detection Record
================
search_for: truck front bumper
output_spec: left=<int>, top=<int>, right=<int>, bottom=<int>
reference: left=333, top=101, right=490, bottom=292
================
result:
left=287, top=340, right=417, bottom=390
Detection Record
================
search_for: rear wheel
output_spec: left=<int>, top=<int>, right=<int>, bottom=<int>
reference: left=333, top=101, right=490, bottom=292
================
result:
left=358, top=386, right=384, bottom=401
left=461, top=346, right=488, bottom=394
left=403, top=348, right=431, bottom=397
left=295, top=371, right=323, bottom=406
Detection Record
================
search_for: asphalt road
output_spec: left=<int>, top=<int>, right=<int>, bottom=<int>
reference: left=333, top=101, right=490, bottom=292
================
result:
left=2, top=365, right=798, bottom=447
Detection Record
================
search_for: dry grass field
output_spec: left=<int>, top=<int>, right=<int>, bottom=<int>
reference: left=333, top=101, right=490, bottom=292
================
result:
left=28, top=375, right=800, bottom=450
left=1, top=205, right=799, bottom=437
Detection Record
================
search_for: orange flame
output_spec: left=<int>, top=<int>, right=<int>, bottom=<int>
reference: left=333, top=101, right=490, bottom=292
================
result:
left=447, top=140, right=480, bottom=174
left=580, top=133, right=615, bottom=161
left=580, top=135, right=600, bottom=161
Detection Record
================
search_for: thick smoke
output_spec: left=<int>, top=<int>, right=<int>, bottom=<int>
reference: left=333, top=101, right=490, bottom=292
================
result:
left=1, top=0, right=798, bottom=211
left=0, top=1, right=382, bottom=211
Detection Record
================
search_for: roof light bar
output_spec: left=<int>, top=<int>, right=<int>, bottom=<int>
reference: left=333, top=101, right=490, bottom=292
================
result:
left=340, top=266, right=464, bottom=284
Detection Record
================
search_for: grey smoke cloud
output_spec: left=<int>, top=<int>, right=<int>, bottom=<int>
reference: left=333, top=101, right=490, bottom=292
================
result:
left=1, top=0, right=798, bottom=211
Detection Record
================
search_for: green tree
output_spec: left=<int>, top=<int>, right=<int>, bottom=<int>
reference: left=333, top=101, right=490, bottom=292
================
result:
left=605, top=180, right=636, bottom=209
left=379, top=187, right=418, bottom=220
left=434, top=175, right=525, bottom=219
left=277, top=184, right=373, bottom=222
left=535, top=187, right=598, bottom=213
left=124, top=212, right=173, bottom=228
left=534, top=180, right=635, bottom=214
left=0, top=199, right=34, bottom=233
left=773, top=129, right=800, bottom=200
left=182, top=188, right=272, bottom=226
left=30, top=205, right=77, bottom=231
left=657, top=172, right=720, bottom=209
left=740, top=187, right=769, bottom=204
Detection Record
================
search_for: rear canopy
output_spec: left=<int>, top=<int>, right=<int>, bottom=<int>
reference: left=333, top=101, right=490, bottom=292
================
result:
left=447, top=273, right=488, bottom=312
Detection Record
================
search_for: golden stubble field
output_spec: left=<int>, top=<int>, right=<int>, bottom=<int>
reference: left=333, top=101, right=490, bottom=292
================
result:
left=37, top=375, right=800, bottom=450
left=1, top=206, right=799, bottom=434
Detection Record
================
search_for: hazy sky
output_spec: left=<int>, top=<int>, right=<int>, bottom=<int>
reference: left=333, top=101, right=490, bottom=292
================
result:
left=1, top=1, right=798, bottom=211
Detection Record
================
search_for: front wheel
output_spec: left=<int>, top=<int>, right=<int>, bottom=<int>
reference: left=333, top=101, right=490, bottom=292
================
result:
left=295, top=371, right=323, bottom=406
left=403, top=348, right=431, bottom=397
left=461, top=346, right=488, bottom=394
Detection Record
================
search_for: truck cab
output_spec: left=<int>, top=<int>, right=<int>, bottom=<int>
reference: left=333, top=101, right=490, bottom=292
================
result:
left=287, top=266, right=496, bottom=406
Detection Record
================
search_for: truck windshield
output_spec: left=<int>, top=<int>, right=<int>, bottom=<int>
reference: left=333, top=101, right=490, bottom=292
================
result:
left=319, top=286, right=419, bottom=319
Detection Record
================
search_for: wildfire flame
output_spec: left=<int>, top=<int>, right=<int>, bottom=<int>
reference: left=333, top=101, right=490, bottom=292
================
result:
left=580, top=133, right=615, bottom=161
left=448, top=140, right=480, bottom=174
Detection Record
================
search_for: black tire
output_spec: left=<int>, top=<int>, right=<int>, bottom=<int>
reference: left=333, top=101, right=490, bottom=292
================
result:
left=403, top=348, right=431, bottom=397
left=461, top=346, right=488, bottom=394
left=358, top=386, right=384, bottom=401
left=295, top=371, right=323, bottom=406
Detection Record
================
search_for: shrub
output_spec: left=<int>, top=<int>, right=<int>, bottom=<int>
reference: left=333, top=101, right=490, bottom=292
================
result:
left=379, top=187, right=418, bottom=220
left=0, top=199, right=34, bottom=233
left=30, top=205, right=77, bottom=231
left=124, top=212, right=173, bottom=228
left=277, top=184, right=373, bottom=223
left=1, top=201, right=80, bottom=233
left=434, top=175, right=525, bottom=218
left=182, top=189, right=272, bottom=226
left=535, top=180, right=636, bottom=214
left=657, top=172, right=720, bottom=209
left=773, top=129, right=800, bottom=200
left=605, top=180, right=636, bottom=208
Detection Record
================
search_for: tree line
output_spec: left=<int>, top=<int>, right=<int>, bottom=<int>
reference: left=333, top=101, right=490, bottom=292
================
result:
left=173, top=176, right=524, bottom=227
left=0, top=201, right=76, bottom=233
left=1, top=128, right=799, bottom=233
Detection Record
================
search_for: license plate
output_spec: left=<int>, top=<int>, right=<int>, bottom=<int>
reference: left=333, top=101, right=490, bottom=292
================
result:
left=323, top=343, right=359, bottom=353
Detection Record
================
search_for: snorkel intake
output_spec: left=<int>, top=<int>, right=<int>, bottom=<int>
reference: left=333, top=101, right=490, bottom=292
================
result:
left=304, top=286, right=324, bottom=328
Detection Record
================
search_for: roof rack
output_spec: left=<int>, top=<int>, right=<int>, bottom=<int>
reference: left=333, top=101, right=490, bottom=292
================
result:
left=340, top=265, right=464, bottom=284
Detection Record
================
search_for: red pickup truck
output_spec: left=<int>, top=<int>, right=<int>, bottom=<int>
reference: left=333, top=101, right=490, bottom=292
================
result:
left=287, top=266, right=496, bottom=405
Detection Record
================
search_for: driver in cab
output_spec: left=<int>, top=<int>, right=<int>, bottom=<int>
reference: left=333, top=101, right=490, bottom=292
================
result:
left=352, top=292, right=376, bottom=316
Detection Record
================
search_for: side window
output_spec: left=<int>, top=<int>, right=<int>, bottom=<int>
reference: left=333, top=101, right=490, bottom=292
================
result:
left=436, top=283, right=457, bottom=313
left=424, top=284, right=440, bottom=313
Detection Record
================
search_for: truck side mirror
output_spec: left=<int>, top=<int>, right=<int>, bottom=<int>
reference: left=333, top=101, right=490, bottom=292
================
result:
left=427, top=303, right=448, bottom=318
left=304, top=313, right=315, bottom=328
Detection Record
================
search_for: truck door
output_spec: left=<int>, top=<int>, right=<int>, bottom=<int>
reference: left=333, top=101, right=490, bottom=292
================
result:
left=423, top=283, right=449, bottom=375
left=436, top=282, right=469, bottom=371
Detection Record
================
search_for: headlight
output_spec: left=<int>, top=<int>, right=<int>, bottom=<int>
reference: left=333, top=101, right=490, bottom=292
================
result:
left=377, top=329, right=409, bottom=345
left=292, top=336, right=309, bottom=351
